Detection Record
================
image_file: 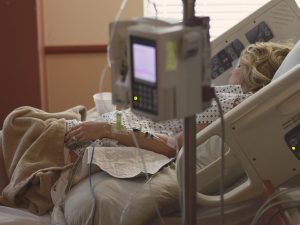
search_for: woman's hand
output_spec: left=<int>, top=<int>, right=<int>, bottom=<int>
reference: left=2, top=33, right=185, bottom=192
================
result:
left=64, top=121, right=110, bottom=144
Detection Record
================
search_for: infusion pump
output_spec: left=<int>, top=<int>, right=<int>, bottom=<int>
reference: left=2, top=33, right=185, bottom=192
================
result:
left=109, top=17, right=211, bottom=121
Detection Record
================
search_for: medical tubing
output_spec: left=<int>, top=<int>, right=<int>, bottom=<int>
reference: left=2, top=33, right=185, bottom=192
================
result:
left=99, top=64, right=108, bottom=93
left=107, top=0, right=128, bottom=68
left=98, top=65, right=110, bottom=113
left=266, top=204, right=300, bottom=225
left=146, top=0, right=158, bottom=18
left=130, top=131, right=167, bottom=225
left=252, top=199, right=300, bottom=225
left=118, top=131, right=167, bottom=225
left=98, top=0, right=128, bottom=115
left=118, top=186, right=149, bottom=225
left=214, top=93, right=225, bottom=225
left=65, top=151, right=85, bottom=194
left=85, top=145, right=97, bottom=225
left=166, top=135, right=179, bottom=153
left=251, top=186, right=300, bottom=224
left=118, top=112, right=166, bottom=225
left=251, top=187, right=300, bottom=225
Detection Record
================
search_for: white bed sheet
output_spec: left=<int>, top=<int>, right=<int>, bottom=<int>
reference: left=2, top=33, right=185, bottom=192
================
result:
left=0, top=206, right=50, bottom=225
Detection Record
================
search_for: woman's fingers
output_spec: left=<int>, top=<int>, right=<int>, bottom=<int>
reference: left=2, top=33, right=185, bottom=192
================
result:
left=65, top=125, right=82, bottom=143
left=65, top=121, right=106, bottom=143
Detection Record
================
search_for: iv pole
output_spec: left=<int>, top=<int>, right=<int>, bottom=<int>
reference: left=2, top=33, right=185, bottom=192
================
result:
left=182, top=1, right=197, bottom=225
left=183, top=116, right=197, bottom=225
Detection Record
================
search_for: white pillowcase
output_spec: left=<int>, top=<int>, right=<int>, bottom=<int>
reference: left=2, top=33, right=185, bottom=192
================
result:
left=272, top=40, right=300, bottom=81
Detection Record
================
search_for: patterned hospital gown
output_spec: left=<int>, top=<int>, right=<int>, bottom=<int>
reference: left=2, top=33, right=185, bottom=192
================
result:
left=65, top=85, right=252, bottom=155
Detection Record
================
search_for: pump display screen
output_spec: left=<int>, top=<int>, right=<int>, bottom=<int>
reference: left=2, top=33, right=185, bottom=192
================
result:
left=132, top=39, right=157, bottom=83
left=132, top=43, right=156, bottom=83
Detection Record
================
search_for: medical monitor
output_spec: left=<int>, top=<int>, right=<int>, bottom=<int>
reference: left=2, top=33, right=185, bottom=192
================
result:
left=128, top=19, right=210, bottom=121
left=211, top=0, right=300, bottom=85
left=130, top=36, right=158, bottom=116
left=109, top=18, right=182, bottom=108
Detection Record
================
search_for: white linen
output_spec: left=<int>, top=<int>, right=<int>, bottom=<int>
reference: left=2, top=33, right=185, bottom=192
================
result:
left=0, top=206, right=50, bottom=225
left=64, top=165, right=180, bottom=225
left=87, top=146, right=174, bottom=178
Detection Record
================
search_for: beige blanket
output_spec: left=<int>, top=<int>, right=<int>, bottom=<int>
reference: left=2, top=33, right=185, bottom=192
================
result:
left=0, top=105, right=86, bottom=215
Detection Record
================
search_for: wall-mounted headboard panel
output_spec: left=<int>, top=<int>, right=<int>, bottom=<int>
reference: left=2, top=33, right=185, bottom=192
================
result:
left=211, top=0, right=300, bottom=85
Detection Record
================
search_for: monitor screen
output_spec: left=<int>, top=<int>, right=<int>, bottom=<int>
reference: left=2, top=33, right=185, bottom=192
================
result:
left=131, top=38, right=157, bottom=84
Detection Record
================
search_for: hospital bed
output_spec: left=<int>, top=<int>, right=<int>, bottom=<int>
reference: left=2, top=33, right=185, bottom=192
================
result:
left=0, top=111, right=263, bottom=225
left=1, top=0, right=300, bottom=224
left=1, top=50, right=300, bottom=225
left=65, top=42, right=300, bottom=225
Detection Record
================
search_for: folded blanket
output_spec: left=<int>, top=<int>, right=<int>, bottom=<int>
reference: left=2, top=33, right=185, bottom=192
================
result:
left=0, top=105, right=86, bottom=215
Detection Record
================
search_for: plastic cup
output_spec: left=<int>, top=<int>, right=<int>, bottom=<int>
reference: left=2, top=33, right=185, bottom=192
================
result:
left=93, top=92, right=116, bottom=115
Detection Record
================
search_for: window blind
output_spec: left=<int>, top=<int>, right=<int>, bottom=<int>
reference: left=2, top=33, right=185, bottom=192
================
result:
left=144, top=0, right=300, bottom=39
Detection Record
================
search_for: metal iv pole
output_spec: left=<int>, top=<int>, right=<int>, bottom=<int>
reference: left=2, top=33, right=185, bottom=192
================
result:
left=183, top=116, right=197, bottom=225
left=182, top=1, right=197, bottom=225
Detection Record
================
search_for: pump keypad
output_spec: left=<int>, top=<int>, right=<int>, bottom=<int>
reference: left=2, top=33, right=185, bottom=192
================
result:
left=132, top=83, right=158, bottom=115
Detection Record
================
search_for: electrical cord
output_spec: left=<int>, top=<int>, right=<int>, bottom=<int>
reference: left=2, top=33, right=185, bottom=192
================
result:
left=251, top=187, right=300, bottom=225
left=118, top=111, right=168, bottom=225
left=146, top=0, right=158, bottom=18
left=123, top=131, right=167, bottom=225
left=85, top=145, right=97, bottom=225
left=107, top=0, right=128, bottom=68
left=101, top=1, right=169, bottom=223
left=98, top=65, right=110, bottom=113
left=213, top=92, right=226, bottom=225
left=266, top=204, right=300, bottom=225
left=256, top=199, right=300, bottom=223
left=98, top=0, right=128, bottom=114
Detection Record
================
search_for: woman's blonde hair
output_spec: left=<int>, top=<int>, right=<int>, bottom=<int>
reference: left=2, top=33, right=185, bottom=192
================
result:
left=239, top=41, right=293, bottom=93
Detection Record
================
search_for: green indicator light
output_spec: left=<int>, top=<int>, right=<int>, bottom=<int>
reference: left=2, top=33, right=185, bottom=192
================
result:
left=292, top=146, right=296, bottom=151
left=134, top=96, right=138, bottom=101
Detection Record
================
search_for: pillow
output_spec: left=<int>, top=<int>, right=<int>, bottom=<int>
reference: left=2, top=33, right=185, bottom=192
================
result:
left=272, top=40, right=300, bottom=81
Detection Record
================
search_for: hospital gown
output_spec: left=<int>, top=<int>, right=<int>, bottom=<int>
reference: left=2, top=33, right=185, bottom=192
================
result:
left=65, top=85, right=251, bottom=156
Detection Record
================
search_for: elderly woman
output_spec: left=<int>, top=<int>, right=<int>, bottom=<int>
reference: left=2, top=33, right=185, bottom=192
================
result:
left=64, top=41, right=293, bottom=158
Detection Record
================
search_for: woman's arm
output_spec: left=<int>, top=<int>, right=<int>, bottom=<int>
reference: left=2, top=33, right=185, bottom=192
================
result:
left=175, top=123, right=209, bottom=149
left=110, top=130, right=176, bottom=158
left=64, top=121, right=177, bottom=158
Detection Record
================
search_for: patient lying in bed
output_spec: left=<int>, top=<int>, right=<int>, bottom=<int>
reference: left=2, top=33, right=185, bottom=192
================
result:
left=64, top=85, right=250, bottom=157
left=0, top=41, right=294, bottom=225
left=60, top=40, right=296, bottom=224
left=63, top=41, right=292, bottom=161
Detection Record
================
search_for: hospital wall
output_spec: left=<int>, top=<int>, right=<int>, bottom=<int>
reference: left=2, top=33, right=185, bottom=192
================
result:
left=43, top=0, right=143, bottom=112
left=0, top=0, right=45, bottom=129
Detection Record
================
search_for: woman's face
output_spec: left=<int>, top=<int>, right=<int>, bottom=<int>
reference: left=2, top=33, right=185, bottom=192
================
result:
left=229, top=67, right=241, bottom=85
left=228, top=59, right=242, bottom=85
